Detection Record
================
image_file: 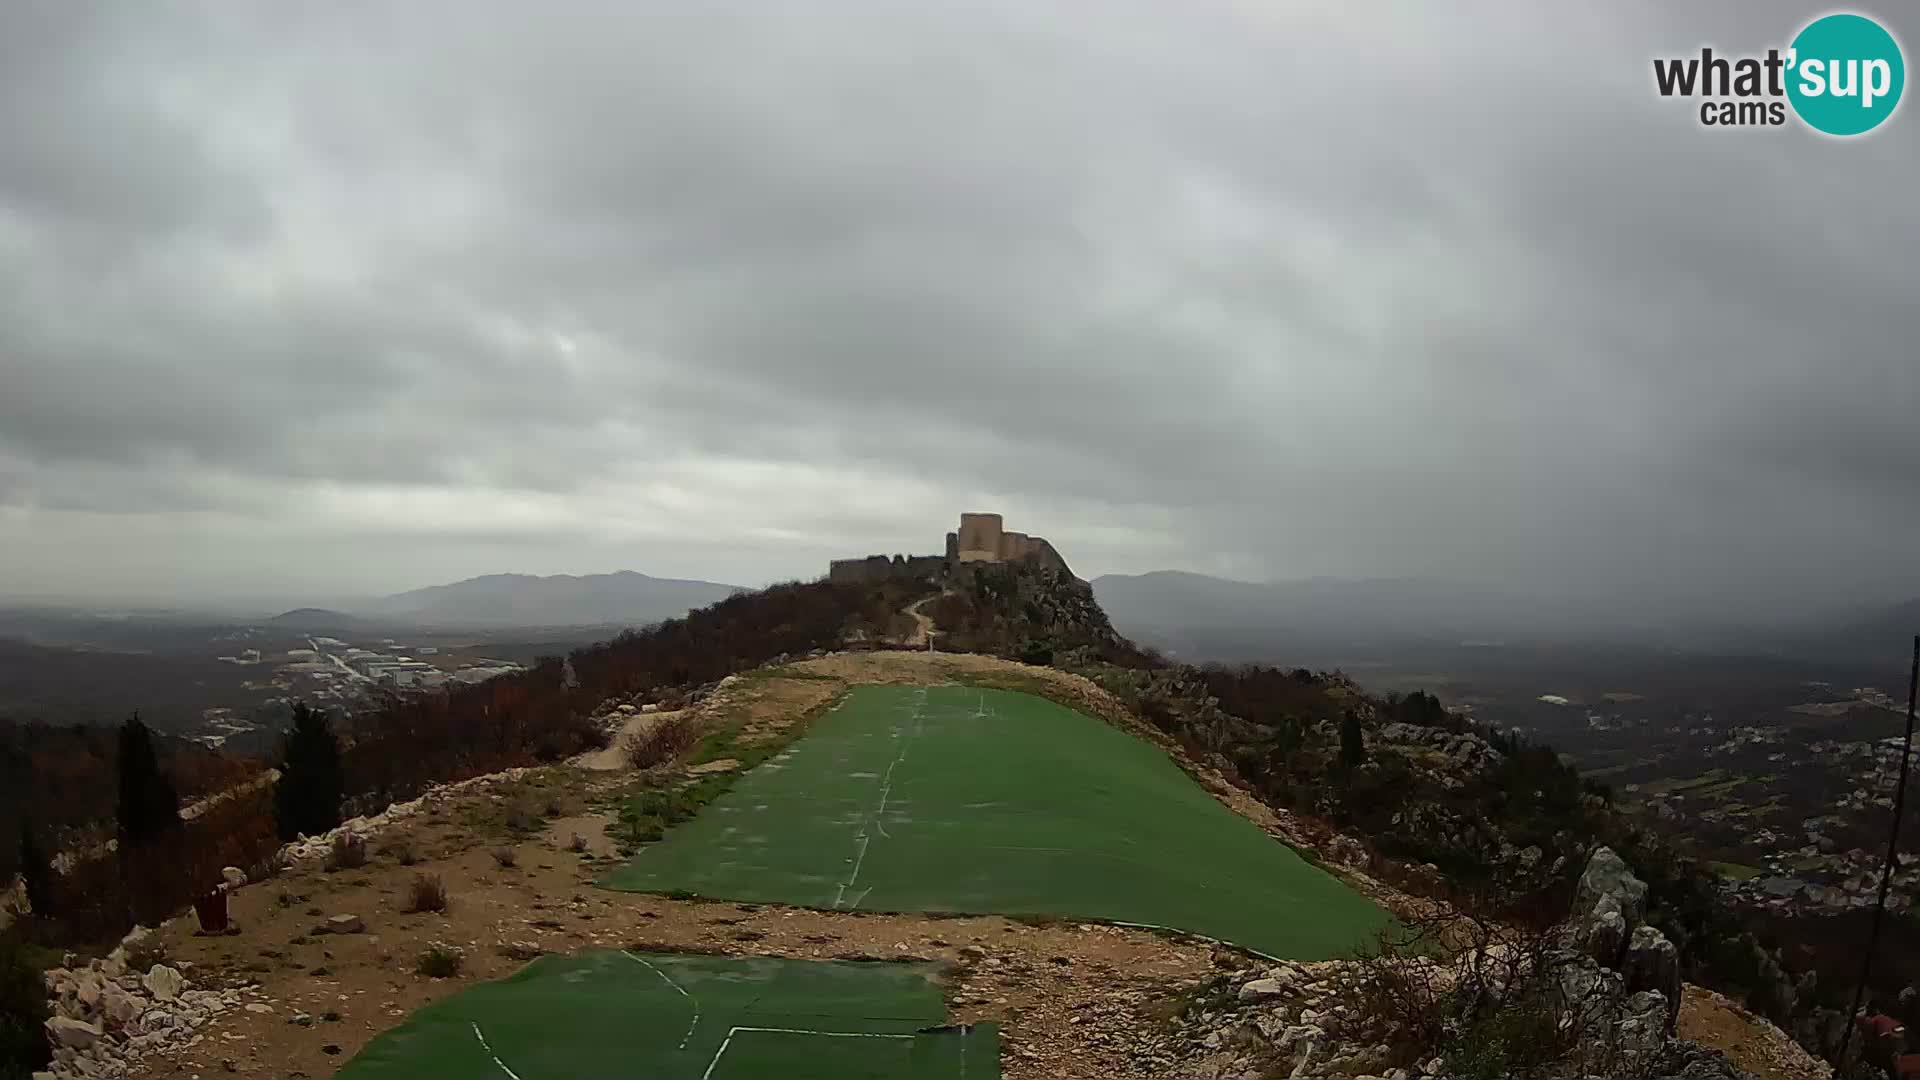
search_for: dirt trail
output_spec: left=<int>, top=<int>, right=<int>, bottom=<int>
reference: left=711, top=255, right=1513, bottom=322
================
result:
left=900, top=590, right=948, bottom=648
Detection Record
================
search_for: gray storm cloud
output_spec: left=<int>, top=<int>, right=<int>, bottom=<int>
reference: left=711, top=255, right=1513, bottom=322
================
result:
left=0, top=0, right=1915, bottom=616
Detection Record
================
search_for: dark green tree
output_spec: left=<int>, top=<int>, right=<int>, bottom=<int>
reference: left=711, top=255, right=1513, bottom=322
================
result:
left=0, top=928, right=51, bottom=1076
left=1339, top=710, right=1368, bottom=768
left=116, top=714, right=181, bottom=852
left=274, top=702, right=344, bottom=841
left=16, top=820, right=51, bottom=918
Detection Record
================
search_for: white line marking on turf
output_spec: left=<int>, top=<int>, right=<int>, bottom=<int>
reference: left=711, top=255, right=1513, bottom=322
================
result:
left=832, top=690, right=924, bottom=907
left=700, top=1026, right=917, bottom=1080
left=623, top=951, right=701, bottom=1050
left=470, top=1022, right=524, bottom=1080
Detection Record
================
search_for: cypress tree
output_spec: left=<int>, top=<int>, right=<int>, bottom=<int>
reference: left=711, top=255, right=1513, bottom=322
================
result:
left=116, top=714, right=181, bottom=852
left=1339, top=710, right=1368, bottom=768
left=274, top=702, right=344, bottom=841
left=17, top=819, right=51, bottom=917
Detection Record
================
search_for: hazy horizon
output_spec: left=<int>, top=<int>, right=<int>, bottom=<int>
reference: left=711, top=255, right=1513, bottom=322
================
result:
left=4, top=2, right=1917, bottom=623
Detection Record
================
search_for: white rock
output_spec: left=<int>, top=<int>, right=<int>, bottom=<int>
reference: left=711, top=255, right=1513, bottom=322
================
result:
left=143, top=963, right=186, bottom=1001
left=1237, top=975, right=1296, bottom=1001
left=101, top=985, right=141, bottom=1025
left=47, top=1017, right=103, bottom=1049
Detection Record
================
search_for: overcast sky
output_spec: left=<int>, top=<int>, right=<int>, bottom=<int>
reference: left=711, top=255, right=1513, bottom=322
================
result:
left=1, top=1, right=1915, bottom=617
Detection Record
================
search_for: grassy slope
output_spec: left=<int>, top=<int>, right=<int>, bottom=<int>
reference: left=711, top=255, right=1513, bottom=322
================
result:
left=604, top=684, right=1388, bottom=960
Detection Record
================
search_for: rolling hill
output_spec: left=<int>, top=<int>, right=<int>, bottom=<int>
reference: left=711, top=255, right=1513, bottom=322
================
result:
left=360, top=570, right=743, bottom=629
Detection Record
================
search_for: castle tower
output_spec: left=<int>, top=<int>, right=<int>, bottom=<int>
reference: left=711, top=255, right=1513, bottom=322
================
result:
left=955, top=512, right=1004, bottom=563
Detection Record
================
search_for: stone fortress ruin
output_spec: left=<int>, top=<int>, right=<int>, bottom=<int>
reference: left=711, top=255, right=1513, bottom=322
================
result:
left=828, top=512, right=1073, bottom=585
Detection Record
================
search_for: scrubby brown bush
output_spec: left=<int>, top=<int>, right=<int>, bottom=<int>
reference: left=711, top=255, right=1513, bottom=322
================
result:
left=623, top=714, right=699, bottom=770
left=415, top=943, right=463, bottom=978
left=566, top=832, right=588, bottom=853
left=403, top=873, right=448, bottom=914
left=325, top=832, right=366, bottom=872
left=491, top=847, right=517, bottom=868
left=378, top=838, right=418, bottom=866
left=337, top=580, right=920, bottom=814
left=1346, top=904, right=1609, bottom=1077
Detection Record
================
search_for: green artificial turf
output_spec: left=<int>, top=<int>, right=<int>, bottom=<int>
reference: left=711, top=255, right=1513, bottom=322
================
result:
left=602, top=684, right=1388, bottom=960
left=334, top=951, right=994, bottom=1080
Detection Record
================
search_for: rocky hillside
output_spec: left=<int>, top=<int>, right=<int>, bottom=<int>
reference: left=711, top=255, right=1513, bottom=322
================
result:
left=916, top=558, right=1874, bottom=1075
left=21, top=650, right=1830, bottom=1080
left=4, top=560, right=1868, bottom=1078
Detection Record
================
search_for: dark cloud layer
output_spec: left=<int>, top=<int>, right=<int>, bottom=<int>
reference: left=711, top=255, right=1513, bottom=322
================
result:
left=1, top=1, right=1915, bottom=617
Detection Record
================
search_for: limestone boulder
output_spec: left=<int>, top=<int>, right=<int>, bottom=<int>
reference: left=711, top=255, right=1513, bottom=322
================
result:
left=46, top=1017, right=102, bottom=1049
left=142, top=963, right=186, bottom=1001
left=1572, top=847, right=1648, bottom=930
left=1620, top=924, right=1682, bottom=1030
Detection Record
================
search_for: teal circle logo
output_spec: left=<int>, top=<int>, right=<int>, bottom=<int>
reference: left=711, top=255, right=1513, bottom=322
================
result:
left=1787, top=13, right=1905, bottom=135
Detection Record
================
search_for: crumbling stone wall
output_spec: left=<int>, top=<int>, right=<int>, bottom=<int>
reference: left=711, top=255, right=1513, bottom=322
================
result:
left=829, top=512, right=1074, bottom=583
left=827, top=554, right=946, bottom=586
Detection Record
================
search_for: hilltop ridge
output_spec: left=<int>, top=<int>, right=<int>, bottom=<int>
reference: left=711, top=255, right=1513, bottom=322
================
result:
left=10, top=524, right=1857, bottom=1080
left=360, top=570, right=743, bottom=628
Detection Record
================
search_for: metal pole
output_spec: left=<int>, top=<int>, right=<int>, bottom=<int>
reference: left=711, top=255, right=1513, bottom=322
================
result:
left=1834, top=634, right=1919, bottom=1069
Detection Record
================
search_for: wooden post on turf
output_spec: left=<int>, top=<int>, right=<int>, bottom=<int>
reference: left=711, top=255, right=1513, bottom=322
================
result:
left=1834, top=634, right=1918, bottom=1068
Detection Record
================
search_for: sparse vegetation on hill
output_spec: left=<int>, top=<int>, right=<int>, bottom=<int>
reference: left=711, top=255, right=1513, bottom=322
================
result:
left=337, top=578, right=927, bottom=816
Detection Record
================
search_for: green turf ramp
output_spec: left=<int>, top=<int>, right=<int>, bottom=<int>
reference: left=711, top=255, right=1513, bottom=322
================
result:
left=335, top=950, right=997, bottom=1080
left=602, top=684, right=1389, bottom=960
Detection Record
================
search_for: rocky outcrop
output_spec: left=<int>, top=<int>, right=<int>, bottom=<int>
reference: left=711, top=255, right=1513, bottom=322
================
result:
left=1149, top=955, right=1757, bottom=1080
left=1376, top=723, right=1506, bottom=774
left=1569, top=847, right=1682, bottom=1032
left=1150, top=849, right=1765, bottom=1078
left=1573, top=846, right=1649, bottom=938
left=34, top=922, right=301, bottom=1079
left=1623, top=924, right=1683, bottom=1029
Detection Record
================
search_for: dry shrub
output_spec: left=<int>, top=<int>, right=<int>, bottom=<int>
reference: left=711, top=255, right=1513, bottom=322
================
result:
left=504, top=804, right=542, bottom=834
left=623, top=714, right=699, bottom=770
left=415, top=943, right=463, bottom=978
left=566, top=833, right=587, bottom=853
left=325, top=832, right=367, bottom=872
left=491, top=847, right=517, bottom=868
left=1347, top=904, right=1610, bottom=1077
left=403, top=873, right=448, bottom=914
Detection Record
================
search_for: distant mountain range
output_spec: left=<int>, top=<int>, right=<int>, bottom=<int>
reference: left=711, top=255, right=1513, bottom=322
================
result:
left=362, top=571, right=743, bottom=629
left=1091, top=570, right=1920, bottom=670
left=269, top=571, right=744, bottom=630
left=1089, top=571, right=1547, bottom=665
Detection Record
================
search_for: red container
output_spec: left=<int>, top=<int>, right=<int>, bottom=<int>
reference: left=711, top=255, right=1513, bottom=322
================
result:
left=193, top=890, right=230, bottom=934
